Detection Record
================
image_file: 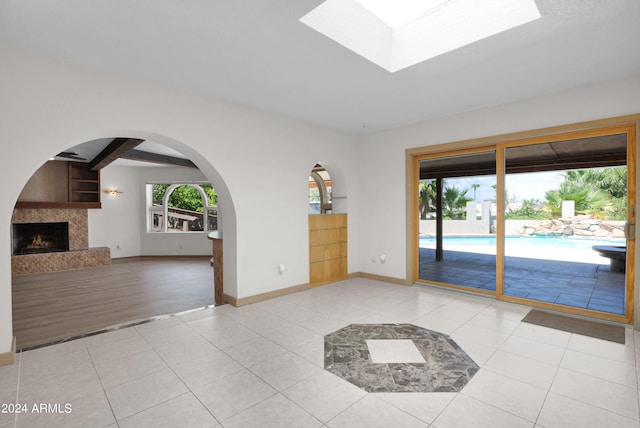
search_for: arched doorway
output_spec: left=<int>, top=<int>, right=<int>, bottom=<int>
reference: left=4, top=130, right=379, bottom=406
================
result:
left=9, top=136, right=237, bottom=349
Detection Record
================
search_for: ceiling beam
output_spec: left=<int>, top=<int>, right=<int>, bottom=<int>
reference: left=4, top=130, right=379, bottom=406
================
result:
left=119, top=149, right=198, bottom=168
left=89, top=138, right=145, bottom=171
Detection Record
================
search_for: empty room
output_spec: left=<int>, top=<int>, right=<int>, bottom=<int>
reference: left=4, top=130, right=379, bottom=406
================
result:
left=1, top=1, right=640, bottom=427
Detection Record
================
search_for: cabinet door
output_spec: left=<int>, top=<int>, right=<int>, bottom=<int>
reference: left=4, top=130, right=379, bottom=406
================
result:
left=309, top=214, right=347, bottom=286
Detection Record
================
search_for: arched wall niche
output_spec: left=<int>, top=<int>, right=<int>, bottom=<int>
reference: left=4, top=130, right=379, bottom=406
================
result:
left=309, top=164, right=331, bottom=214
left=306, top=160, right=352, bottom=287
left=310, top=160, right=348, bottom=214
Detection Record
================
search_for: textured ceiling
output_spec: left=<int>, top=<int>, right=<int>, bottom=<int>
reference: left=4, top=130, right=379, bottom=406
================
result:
left=1, top=0, right=639, bottom=134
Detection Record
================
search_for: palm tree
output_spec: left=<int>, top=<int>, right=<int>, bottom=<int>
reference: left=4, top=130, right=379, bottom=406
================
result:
left=544, top=180, right=607, bottom=217
left=548, top=167, right=627, bottom=219
left=565, top=168, right=626, bottom=198
left=442, top=186, right=473, bottom=219
left=471, top=183, right=480, bottom=200
left=418, top=180, right=436, bottom=220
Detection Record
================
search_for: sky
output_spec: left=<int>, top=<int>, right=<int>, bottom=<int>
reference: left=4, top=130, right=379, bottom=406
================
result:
left=448, top=171, right=566, bottom=203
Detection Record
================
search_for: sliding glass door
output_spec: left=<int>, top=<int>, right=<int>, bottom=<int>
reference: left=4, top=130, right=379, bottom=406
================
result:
left=499, top=127, right=635, bottom=322
left=413, top=121, right=636, bottom=323
left=417, top=150, right=497, bottom=294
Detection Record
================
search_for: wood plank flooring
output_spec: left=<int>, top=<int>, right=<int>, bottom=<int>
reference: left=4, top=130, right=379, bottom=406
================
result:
left=12, top=257, right=214, bottom=350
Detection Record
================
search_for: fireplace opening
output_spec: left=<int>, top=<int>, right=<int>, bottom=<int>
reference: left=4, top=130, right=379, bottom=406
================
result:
left=12, top=222, right=70, bottom=255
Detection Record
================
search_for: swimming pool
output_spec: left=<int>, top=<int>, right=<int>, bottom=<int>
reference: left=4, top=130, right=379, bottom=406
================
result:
left=419, top=235, right=626, bottom=263
left=419, top=235, right=625, bottom=250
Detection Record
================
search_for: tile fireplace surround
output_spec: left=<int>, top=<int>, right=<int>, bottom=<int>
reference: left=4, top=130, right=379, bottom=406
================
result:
left=11, top=208, right=110, bottom=276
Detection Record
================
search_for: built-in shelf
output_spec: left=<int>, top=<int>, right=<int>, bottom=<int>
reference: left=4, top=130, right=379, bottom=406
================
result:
left=15, top=161, right=101, bottom=209
left=69, top=162, right=100, bottom=205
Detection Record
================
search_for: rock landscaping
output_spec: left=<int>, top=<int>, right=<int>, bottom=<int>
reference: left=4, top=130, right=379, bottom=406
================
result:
left=519, top=215, right=625, bottom=239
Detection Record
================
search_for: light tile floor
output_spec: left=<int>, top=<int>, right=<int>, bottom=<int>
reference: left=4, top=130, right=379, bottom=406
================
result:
left=1, top=277, right=639, bottom=427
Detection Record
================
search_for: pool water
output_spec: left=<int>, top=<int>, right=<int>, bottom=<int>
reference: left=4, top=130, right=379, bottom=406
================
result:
left=419, top=235, right=626, bottom=264
left=419, top=235, right=625, bottom=250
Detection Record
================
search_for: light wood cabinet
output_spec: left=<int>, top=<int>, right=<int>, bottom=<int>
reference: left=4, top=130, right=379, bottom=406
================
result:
left=309, top=214, right=347, bottom=286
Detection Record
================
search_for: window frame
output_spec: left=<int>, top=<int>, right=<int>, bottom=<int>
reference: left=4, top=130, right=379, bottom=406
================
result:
left=147, top=182, right=218, bottom=233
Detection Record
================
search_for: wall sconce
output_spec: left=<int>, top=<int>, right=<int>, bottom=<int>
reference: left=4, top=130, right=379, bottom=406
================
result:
left=104, top=189, right=123, bottom=196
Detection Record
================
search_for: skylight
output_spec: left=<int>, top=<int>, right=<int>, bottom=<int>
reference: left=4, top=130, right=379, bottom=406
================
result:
left=354, top=0, right=451, bottom=30
left=300, top=0, right=541, bottom=73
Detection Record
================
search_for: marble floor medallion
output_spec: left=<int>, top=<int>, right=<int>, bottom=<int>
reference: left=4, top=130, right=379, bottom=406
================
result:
left=324, top=324, right=479, bottom=393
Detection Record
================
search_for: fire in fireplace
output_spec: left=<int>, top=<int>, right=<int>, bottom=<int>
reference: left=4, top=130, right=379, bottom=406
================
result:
left=12, top=222, right=70, bottom=255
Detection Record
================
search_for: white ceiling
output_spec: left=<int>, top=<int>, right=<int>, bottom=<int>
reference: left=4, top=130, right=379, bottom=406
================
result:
left=1, top=0, right=639, bottom=136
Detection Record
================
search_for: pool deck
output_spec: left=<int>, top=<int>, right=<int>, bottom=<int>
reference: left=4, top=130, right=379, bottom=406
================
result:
left=419, top=248, right=625, bottom=315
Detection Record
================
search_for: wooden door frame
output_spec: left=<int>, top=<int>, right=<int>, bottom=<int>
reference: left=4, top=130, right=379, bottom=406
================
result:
left=410, top=146, right=497, bottom=296
left=407, top=114, right=640, bottom=325
left=495, top=123, right=636, bottom=324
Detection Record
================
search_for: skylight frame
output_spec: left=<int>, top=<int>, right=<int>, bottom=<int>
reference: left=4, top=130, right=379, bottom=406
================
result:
left=354, top=0, right=451, bottom=30
left=300, top=0, right=541, bottom=73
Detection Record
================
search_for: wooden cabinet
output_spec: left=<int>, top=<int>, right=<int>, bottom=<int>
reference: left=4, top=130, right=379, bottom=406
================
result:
left=309, top=214, right=347, bottom=286
left=16, top=161, right=101, bottom=208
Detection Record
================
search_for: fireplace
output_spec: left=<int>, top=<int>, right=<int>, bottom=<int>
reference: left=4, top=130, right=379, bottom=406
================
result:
left=12, top=222, right=70, bottom=255
left=11, top=209, right=110, bottom=275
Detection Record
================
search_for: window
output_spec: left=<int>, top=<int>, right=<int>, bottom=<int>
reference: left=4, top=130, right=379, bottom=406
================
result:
left=147, top=183, right=218, bottom=233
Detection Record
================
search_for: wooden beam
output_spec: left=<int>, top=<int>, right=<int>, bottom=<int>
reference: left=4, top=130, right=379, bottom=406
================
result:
left=119, top=149, right=198, bottom=168
left=89, top=138, right=144, bottom=171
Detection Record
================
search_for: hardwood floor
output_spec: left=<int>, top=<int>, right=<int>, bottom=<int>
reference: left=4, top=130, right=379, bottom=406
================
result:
left=12, top=257, right=214, bottom=350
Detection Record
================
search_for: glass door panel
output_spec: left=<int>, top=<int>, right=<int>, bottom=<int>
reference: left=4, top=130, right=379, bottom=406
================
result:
left=418, top=151, right=497, bottom=293
left=502, top=132, right=633, bottom=318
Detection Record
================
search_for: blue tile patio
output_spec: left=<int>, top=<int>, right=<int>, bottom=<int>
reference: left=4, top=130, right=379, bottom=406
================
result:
left=419, top=248, right=626, bottom=315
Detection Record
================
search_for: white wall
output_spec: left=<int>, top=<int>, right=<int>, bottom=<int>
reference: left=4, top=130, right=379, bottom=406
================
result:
left=356, top=73, right=640, bottom=300
left=89, top=166, right=142, bottom=258
left=0, top=42, right=360, bottom=355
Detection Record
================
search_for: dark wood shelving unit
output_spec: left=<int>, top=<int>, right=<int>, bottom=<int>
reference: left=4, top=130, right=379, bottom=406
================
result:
left=68, top=162, right=100, bottom=205
left=15, top=161, right=101, bottom=209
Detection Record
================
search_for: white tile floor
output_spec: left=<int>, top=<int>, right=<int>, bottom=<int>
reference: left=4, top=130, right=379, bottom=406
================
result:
left=1, top=277, right=639, bottom=427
